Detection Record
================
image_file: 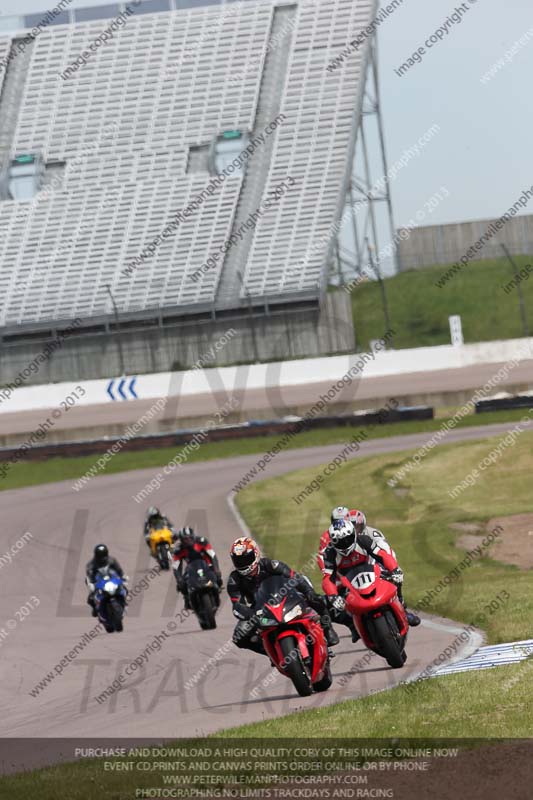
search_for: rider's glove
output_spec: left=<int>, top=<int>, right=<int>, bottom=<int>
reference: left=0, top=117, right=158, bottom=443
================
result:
left=216, top=575, right=223, bottom=589
left=389, top=568, right=404, bottom=585
left=87, top=582, right=95, bottom=593
left=329, top=596, right=345, bottom=612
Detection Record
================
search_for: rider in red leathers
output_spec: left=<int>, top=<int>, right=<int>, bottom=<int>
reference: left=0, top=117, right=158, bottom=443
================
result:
left=317, top=506, right=368, bottom=576
left=172, top=527, right=222, bottom=609
left=318, top=515, right=421, bottom=640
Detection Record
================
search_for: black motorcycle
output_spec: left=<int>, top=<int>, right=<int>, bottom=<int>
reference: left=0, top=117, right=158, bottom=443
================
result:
left=183, top=556, right=221, bottom=630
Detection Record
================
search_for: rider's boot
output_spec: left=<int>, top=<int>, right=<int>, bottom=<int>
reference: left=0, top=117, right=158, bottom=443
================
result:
left=406, top=610, right=421, bottom=627
left=87, top=594, right=97, bottom=617
left=348, top=620, right=360, bottom=643
left=321, top=614, right=340, bottom=647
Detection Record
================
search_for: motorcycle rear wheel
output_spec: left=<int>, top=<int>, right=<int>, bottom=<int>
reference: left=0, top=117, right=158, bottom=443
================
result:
left=280, top=636, right=312, bottom=696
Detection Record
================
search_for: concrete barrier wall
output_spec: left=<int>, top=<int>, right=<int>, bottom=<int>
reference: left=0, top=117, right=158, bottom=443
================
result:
left=398, top=213, right=533, bottom=270
left=0, top=291, right=355, bottom=385
left=2, top=336, right=533, bottom=416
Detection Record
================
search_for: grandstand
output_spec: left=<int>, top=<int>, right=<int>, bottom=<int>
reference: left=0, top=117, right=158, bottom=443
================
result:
left=0, top=0, right=377, bottom=374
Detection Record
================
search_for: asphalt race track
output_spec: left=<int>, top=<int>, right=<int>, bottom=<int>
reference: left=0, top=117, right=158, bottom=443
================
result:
left=2, top=359, right=533, bottom=437
left=3, top=423, right=521, bottom=769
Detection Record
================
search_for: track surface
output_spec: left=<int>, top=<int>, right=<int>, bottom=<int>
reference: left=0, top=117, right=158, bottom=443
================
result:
left=2, top=424, right=518, bottom=764
left=2, top=359, right=533, bottom=435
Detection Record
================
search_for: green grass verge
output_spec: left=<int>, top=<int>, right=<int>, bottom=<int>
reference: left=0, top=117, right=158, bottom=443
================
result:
left=1, top=407, right=529, bottom=493
left=349, top=255, right=533, bottom=349
left=218, top=661, right=533, bottom=738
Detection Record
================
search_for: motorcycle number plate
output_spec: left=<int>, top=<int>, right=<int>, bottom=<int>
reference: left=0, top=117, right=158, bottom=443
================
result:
left=352, top=572, right=375, bottom=590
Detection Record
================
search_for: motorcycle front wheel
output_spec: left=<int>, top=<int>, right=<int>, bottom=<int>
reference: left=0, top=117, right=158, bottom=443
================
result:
left=280, top=636, right=312, bottom=696
left=369, top=612, right=405, bottom=668
left=198, top=593, right=217, bottom=630
left=157, top=544, right=170, bottom=570
left=107, top=598, right=124, bottom=633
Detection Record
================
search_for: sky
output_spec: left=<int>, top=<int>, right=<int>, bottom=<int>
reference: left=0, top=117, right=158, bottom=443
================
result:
left=0, top=0, right=532, bottom=270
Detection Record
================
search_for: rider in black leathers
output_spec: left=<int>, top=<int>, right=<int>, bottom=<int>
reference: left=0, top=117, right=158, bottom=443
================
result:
left=85, top=544, right=126, bottom=617
left=227, top=536, right=339, bottom=654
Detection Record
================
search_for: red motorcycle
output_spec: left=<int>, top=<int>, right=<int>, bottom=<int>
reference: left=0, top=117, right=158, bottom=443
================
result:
left=253, top=575, right=332, bottom=697
left=340, top=564, right=408, bottom=668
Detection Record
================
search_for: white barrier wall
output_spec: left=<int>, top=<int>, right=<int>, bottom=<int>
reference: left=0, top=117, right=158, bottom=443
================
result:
left=2, top=337, right=533, bottom=415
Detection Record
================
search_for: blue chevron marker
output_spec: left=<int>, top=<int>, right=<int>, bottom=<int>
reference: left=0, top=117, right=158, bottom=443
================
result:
left=107, top=377, right=138, bottom=401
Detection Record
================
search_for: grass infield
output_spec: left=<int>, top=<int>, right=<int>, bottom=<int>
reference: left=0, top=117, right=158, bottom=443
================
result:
left=0, top=406, right=530, bottom=493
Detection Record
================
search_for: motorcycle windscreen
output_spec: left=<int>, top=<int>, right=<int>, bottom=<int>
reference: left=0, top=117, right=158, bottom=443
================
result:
left=254, top=575, right=302, bottom=611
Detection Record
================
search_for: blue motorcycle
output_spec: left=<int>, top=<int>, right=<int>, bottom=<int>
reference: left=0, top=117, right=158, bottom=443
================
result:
left=94, top=568, right=127, bottom=633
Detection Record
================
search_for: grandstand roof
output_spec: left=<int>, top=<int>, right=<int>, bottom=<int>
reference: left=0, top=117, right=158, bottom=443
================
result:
left=0, top=0, right=376, bottom=328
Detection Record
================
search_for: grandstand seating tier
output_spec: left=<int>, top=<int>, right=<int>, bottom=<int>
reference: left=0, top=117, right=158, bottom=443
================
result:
left=0, top=0, right=375, bottom=326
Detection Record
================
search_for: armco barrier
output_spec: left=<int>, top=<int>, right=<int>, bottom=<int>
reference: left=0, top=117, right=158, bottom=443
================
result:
left=0, top=406, right=433, bottom=463
left=475, top=394, right=533, bottom=413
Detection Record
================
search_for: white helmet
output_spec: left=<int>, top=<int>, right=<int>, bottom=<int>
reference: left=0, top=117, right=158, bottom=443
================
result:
left=329, top=520, right=356, bottom=556
left=330, top=505, right=350, bottom=524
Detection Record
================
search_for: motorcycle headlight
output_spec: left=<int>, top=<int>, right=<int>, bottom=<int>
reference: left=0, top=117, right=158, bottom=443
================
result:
left=104, top=581, right=117, bottom=595
left=284, top=605, right=303, bottom=622
left=259, top=616, right=277, bottom=627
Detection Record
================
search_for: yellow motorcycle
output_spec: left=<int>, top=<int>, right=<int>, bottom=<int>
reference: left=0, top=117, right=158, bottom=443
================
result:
left=148, top=523, right=173, bottom=570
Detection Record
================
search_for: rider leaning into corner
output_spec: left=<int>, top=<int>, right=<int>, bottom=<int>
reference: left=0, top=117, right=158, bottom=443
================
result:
left=227, top=536, right=340, bottom=655
left=317, top=506, right=421, bottom=641
left=172, top=526, right=223, bottom=609
left=143, top=506, right=179, bottom=548
left=85, top=544, right=127, bottom=617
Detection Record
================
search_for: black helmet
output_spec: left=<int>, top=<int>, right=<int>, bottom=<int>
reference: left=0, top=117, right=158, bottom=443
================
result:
left=179, top=526, right=194, bottom=546
left=147, top=506, right=160, bottom=519
left=94, top=544, right=109, bottom=565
